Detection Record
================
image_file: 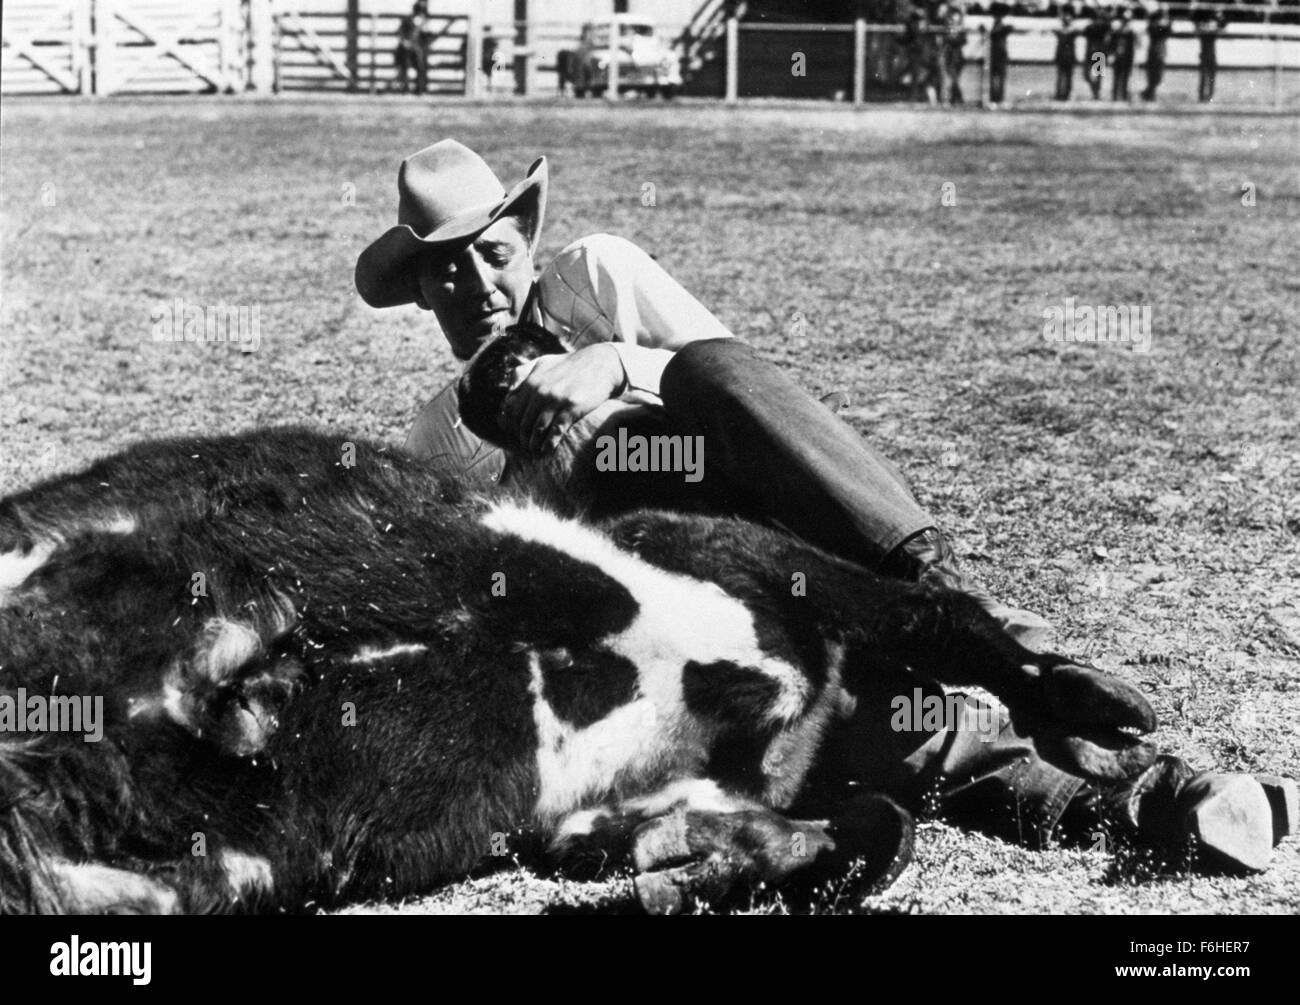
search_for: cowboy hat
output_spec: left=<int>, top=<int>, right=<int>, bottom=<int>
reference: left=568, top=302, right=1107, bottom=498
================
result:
left=355, top=139, right=548, bottom=309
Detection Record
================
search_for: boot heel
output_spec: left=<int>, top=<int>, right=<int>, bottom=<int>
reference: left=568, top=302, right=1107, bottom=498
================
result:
left=1254, top=774, right=1298, bottom=844
left=1181, top=774, right=1273, bottom=873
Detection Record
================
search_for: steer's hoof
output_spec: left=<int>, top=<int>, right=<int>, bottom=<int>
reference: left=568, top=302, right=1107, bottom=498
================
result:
left=634, top=856, right=732, bottom=916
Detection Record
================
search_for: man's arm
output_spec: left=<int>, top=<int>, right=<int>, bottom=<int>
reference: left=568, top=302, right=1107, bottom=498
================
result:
left=505, top=233, right=735, bottom=452
left=537, top=233, right=734, bottom=395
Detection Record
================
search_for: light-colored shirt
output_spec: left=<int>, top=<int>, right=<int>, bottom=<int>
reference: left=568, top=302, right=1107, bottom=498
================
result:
left=404, top=232, right=734, bottom=481
left=531, top=232, right=733, bottom=395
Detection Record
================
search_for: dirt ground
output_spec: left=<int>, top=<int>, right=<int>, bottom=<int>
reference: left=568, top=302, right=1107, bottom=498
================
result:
left=1, top=97, right=1296, bottom=913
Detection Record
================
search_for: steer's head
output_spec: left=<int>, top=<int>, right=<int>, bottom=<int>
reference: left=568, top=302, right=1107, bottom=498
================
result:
left=458, top=322, right=571, bottom=451
left=457, top=323, right=692, bottom=518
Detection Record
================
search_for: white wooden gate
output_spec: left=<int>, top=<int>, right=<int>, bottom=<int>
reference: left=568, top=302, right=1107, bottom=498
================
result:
left=3, top=2, right=472, bottom=97
left=94, top=0, right=245, bottom=94
left=1, top=0, right=90, bottom=95
left=1, top=0, right=244, bottom=95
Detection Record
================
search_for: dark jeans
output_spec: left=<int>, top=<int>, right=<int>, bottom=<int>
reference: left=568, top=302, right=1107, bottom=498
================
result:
left=1055, top=64, right=1073, bottom=100
left=660, top=339, right=931, bottom=566
left=1143, top=62, right=1165, bottom=100
left=815, top=670, right=1084, bottom=848
left=1112, top=60, right=1132, bottom=100
left=1199, top=66, right=1216, bottom=102
left=989, top=61, right=1007, bottom=103
left=946, top=58, right=965, bottom=104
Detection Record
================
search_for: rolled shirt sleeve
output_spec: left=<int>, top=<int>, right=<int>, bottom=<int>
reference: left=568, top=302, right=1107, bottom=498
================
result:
left=532, top=233, right=734, bottom=396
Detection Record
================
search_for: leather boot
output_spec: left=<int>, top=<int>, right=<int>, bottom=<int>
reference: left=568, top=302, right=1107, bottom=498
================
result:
left=882, top=527, right=1056, bottom=651
left=1061, top=754, right=1296, bottom=873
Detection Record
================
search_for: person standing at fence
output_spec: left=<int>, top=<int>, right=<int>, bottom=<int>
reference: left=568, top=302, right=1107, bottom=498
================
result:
left=482, top=27, right=499, bottom=93
left=556, top=50, right=575, bottom=96
left=1196, top=10, right=1227, bottom=103
left=393, top=14, right=420, bottom=94
left=1053, top=10, right=1078, bottom=102
left=943, top=5, right=968, bottom=105
left=1082, top=7, right=1110, bottom=100
left=1108, top=6, right=1136, bottom=102
left=904, top=7, right=930, bottom=103
left=926, top=3, right=952, bottom=105
left=411, top=0, right=434, bottom=96
left=987, top=5, right=1014, bottom=105
left=1141, top=6, right=1172, bottom=102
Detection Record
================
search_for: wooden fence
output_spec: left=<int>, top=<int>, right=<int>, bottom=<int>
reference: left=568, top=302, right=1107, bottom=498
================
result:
left=3, top=0, right=1297, bottom=104
left=275, top=10, right=468, bottom=93
left=0, top=0, right=473, bottom=95
left=2, top=0, right=246, bottom=95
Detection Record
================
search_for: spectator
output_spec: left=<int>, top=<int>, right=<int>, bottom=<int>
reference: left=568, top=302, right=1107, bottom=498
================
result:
left=412, top=0, right=433, bottom=96
left=1108, top=6, right=1136, bottom=102
left=1053, top=10, right=1078, bottom=102
left=904, top=7, right=932, bottom=103
left=987, top=6, right=1014, bottom=105
left=1197, top=10, right=1227, bottom=103
left=943, top=5, right=969, bottom=105
left=927, top=3, right=951, bottom=105
left=1141, top=6, right=1172, bottom=101
left=1082, top=7, right=1110, bottom=100
left=393, top=12, right=420, bottom=94
left=556, top=49, right=574, bottom=96
left=482, top=26, right=499, bottom=93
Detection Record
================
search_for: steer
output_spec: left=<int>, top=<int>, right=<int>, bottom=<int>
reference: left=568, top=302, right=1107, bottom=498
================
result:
left=0, top=378, right=1155, bottom=916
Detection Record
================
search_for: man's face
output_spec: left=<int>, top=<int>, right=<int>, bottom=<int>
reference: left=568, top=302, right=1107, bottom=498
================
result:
left=414, top=217, right=535, bottom=361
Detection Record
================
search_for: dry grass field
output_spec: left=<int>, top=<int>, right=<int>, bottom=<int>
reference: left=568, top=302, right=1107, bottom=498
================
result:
left=1, top=97, right=1297, bottom=913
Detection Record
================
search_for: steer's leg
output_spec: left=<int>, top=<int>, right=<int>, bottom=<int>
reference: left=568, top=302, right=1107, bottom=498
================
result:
left=605, top=511, right=1158, bottom=784
left=853, top=583, right=1158, bottom=782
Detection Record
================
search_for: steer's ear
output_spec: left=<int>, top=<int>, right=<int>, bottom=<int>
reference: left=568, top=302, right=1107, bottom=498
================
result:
left=458, top=323, right=571, bottom=447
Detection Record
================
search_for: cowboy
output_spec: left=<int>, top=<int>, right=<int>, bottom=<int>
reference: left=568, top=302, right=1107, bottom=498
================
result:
left=353, top=139, right=1296, bottom=874
left=355, top=139, right=1033, bottom=627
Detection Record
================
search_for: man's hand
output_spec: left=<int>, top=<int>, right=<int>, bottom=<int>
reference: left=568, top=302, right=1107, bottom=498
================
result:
left=500, top=343, right=626, bottom=454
